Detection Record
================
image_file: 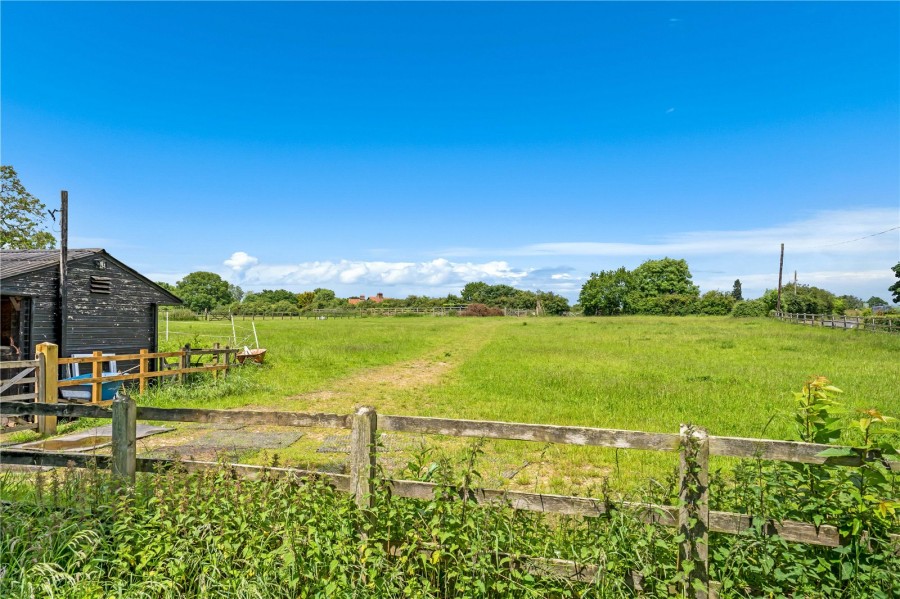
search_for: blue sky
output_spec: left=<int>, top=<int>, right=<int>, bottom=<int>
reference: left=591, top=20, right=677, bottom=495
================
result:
left=3, top=2, right=898, bottom=302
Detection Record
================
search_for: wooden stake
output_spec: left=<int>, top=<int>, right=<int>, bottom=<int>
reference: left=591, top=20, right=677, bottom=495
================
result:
left=111, top=395, right=137, bottom=486
left=36, top=345, right=57, bottom=436
left=776, top=243, right=784, bottom=313
left=678, top=424, right=709, bottom=599
left=139, top=349, right=148, bottom=394
left=92, top=350, right=103, bottom=404
left=350, top=406, right=377, bottom=510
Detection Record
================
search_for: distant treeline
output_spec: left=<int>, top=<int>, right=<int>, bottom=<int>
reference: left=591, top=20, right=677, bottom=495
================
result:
left=157, top=258, right=897, bottom=319
left=157, top=275, right=572, bottom=317
left=579, top=258, right=895, bottom=317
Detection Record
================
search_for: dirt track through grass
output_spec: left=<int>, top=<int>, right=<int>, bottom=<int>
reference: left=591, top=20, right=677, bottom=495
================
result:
left=14, top=316, right=898, bottom=494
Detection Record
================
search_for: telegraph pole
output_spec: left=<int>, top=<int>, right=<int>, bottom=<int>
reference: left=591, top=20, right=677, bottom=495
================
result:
left=776, top=243, right=784, bottom=313
left=58, top=191, right=68, bottom=356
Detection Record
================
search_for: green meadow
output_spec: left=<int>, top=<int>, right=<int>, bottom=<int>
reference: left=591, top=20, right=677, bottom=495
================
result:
left=146, top=316, right=900, bottom=493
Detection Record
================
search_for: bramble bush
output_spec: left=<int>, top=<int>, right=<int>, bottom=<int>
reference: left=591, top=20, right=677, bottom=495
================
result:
left=460, top=303, right=504, bottom=317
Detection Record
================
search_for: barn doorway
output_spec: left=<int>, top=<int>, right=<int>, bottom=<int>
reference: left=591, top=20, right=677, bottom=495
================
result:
left=1, top=295, right=32, bottom=361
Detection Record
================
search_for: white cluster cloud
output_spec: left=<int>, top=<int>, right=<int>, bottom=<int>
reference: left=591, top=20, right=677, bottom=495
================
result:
left=224, top=254, right=530, bottom=289
left=219, top=207, right=897, bottom=300
left=224, top=251, right=259, bottom=271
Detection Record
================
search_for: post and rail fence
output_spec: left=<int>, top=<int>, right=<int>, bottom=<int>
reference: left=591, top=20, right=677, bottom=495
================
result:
left=1, top=399, right=898, bottom=598
left=774, top=311, right=897, bottom=333
left=1, top=343, right=239, bottom=436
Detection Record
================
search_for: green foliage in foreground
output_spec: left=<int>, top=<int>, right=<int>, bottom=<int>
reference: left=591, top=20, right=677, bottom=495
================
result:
left=2, top=383, right=898, bottom=599
left=2, top=454, right=897, bottom=597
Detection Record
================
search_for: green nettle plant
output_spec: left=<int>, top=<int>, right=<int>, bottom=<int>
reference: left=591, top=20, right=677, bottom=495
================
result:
left=711, top=377, right=899, bottom=597
left=1, top=377, right=897, bottom=598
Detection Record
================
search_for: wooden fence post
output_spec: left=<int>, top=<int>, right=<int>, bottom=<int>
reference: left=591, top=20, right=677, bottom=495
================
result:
left=91, top=350, right=103, bottom=403
left=35, top=343, right=57, bottom=436
left=212, top=343, right=220, bottom=380
left=111, top=395, right=137, bottom=485
left=223, top=346, right=230, bottom=378
left=678, top=424, right=709, bottom=599
left=139, top=349, right=148, bottom=394
left=179, top=344, right=190, bottom=384
left=350, top=406, right=377, bottom=510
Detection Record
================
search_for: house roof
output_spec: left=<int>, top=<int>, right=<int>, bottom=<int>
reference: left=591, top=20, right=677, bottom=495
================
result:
left=0, top=248, right=182, bottom=305
left=1, top=249, right=101, bottom=279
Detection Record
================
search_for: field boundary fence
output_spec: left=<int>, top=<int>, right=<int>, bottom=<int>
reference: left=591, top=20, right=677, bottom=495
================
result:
left=775, top=311, right=897, bottom=333
left=2, top=399, right=898, bottom=598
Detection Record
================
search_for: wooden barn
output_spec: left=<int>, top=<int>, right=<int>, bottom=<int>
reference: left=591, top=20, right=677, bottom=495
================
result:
left=1, top=249, right=181, bottom=362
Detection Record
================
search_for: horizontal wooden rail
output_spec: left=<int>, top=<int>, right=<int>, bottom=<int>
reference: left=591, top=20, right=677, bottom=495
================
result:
left=378, top=415, right=681, bottom=451
left=135, top=406, right=352, bottom=428
left=0, top=359, right=40, bottom=369
left=57, top=364, right=229, bottom=387
left=59, top=352, right=184, bottom=364
left=0, top=402, right=353, bottom=429
left=0, top=393, right=41, bottom=402
left=1, top=401, right=114, bottom=418
left=0, top=449, right=352, bottom=492
left=710, top=436, right=900, bottom=471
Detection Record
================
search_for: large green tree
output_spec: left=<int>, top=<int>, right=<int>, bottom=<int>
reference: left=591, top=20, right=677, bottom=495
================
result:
left=627, top=258, right=699, bottom=315
left=731, top=279, right=743, bottom=301
left=579, top=267, right=633, bottom=315
left=0, top=166, right=56, bottom=249
left=891, top=263, right=900, bottom=304
left=175, top=272, right=233, bottom=313
left=867, top=296, right=888, bottom=308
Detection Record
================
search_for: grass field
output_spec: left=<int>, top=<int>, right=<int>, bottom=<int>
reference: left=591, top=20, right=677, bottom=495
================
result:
left=136, top=316, right=900, bottom=494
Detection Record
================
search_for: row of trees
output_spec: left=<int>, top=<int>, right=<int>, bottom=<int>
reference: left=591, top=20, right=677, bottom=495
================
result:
left=579, top=258, right=899, bottom=317
left=161, top=272, right=572, bottom=315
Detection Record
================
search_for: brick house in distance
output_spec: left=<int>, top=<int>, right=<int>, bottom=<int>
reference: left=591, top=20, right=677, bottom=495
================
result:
left=348, top=293, right=385, bottom=305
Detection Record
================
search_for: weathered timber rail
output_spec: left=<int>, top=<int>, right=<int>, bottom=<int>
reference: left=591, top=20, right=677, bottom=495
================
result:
left=2, top=342, right=240, bottom=436
left=775, top=311, right=897, bottom=333
left=2, top=400, right=898, bottom=598
left=0, top=357, right=44, bottom=435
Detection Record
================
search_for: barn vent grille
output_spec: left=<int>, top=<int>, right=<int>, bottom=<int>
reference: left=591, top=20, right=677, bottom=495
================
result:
left=90, top=276, right=111, bottom=294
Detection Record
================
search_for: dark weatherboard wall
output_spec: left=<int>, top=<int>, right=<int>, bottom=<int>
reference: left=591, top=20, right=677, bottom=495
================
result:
left=0, top=250, right=181, bottom=359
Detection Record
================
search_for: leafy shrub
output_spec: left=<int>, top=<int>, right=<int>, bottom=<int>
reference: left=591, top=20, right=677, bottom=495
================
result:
left=460, top=303, right=504, bottom=317
left=731, top=299, right=768, bottom=317
left=631, top=293, right=698, bottom=316
left=698, top=290, right=736, bottom=315
left=709, top=378, right=899, bottom=595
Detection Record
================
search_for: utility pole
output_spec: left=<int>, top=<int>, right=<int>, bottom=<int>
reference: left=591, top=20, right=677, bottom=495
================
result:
left=776, top=243, right=784, bottom=313
left=58, top=191, right=68, bottom=357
